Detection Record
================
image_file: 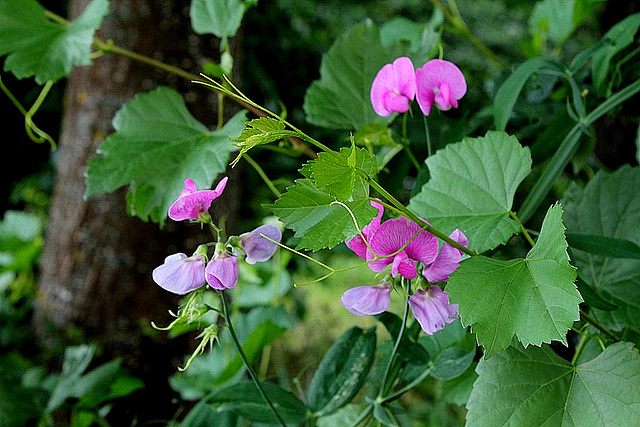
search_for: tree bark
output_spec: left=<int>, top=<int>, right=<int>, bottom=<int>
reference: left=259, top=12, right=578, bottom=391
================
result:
left=34, top=0, right=242, bottom=421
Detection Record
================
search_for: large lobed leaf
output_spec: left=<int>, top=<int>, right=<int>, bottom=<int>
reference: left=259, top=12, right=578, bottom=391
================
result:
left=267, top=179, right=377, bottom=251
left=562, top=165, right=640, bottom=333
left=85, top=86, right=247, bottom=223
left=0, top=0, right=109, bottom=84
left=408, top=131, right=532, bottom=253
left=466, top=342, right=640, bottom=426
left=447, top=204, right=581, bottom=358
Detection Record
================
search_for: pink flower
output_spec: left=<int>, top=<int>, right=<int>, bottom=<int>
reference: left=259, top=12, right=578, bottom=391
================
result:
left=408, top=286, right=459, bottom=335
left=415, top=59, right=467, bottom=116
left=371, top=57, right=416, bottom=117
left=240, top=225, right=282, bottom=264
left=366, top=217, right=439, bottom=279
left=152, top=253, right=206, bottom=295
left=422, top=229, right=468, bottom=283
left=341, top=283, right=391, bottom=316
left=345, top=200, right=384, bottom=259
left=205, top=253, right=238, bottom=290
left=168, top=177, right=228, bottom=221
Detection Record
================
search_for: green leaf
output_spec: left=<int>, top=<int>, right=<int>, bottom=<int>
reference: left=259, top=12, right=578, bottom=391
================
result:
left=430, top=347, right=475, bottom=381
left=566, top=233, right=640, bottom=259
left=308, top=326, right=377, bottom=417
left=466, top=342, right=640, bottom=426
left=0, top=0, right=109, bottom=84
left=493, top=57, right=562, bottom=131
left=268, top=179, right=377, bottom=251
left=317, top=404, right=368, bottom=427
left=85, top=86, right=247, bottom=223
left=375, top=312, right=429, bottom=365
left=439, top=361, right=478, bottom=406
left=591, top=13, right=640, bottom=94
left=529, top=0, right=599, bottom=44
left=447, top=204, right=581, bottom=358
left=232, top=117, right=296, bottom=165
left=309, top=147, right=377, bottom=201
left=303, top=20, right=391, bottom=130
left=408, top=131, right=532, bottom=253
left=180, top=399, right=238, bottom=427
left=189, top=0, right=246, bottom=38
left=380, top=16, right=440, bottom=66
left=215, top=320, right=287, bottom=384
left=206, top=381, right=308, bottom=424
left=353, top=123, right=396, bottom=148
left=562, top=165, right=640, bottom=333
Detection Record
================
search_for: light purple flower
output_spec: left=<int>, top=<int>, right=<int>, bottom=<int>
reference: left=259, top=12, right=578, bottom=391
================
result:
left=341, top=283, right=391, bottom=316
left=415, top=59, right=467, bottom=116
left=240, top=225, right=282, bottom=264
left=371, top=57, right=417, bottom=117
left=423, top=229, right=468, bottom=283
left=345, top=200, right=384, bottom=259
left=408, top=286, right=459, bottom=335
left=366, top=217, right=439, bottom=279
left=205, top=253, right=238, bottom=290
left=152, top=253, right=206, bottom=295
left=168, top=177, right=228, bottom=221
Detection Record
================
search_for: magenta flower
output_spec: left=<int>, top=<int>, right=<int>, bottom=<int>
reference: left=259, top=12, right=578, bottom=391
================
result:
left=341, top=283, right=391, bottom=316
left=366, top=217, right=439, bottom=279
left=240, top=225, right=282, bottom=264
left=415, top=59, right=467, bottom=116
left=205, top=253, right=238, bottom=290
left=371, top=57, right=417, bottom=117
left=168, top=177, right=228, bottom=221
left=408, top=286, right=459, bottom=335
left=345, top=200, right=384, bottom=259
left=152, top=253, right=206, bottom=295
left=422, top=229, right=468, bottom=283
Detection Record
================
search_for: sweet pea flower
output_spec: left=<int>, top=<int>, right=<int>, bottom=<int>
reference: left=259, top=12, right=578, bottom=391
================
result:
left=341, top=283, right=392, bottom=316
left=205, top=253, right=238, bottom=290
left=366, top=217, right=439, bottom=279
left=345, top=200, right=384, bottom=259
left=415, top=59, right=467, bottom=116
left=168, top=177, right=228, bottom=221
left=371, top=57, right=416, bottom=116
left=152, top=252, right=206, bottom=295
left=422, top=229, right=468, bottom=283
left=408, top=286, right=459, bottom=335
left=240, top=224, right=282, bottom=264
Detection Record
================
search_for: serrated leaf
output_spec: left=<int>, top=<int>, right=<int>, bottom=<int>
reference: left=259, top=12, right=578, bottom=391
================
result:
left=309, top=147, right=377, bottom=201
left=189, top=0, right=246, bottom=38
left=85, top=86, right=247, bottom=223
left=205, top=381, right=308, bottom=424
left=303, top=20, right=392, bottom=130
left=408, top=131, right=532, bottom=253
left=466, top=342, right=640, bottom=426
left=0, top=0, right=109, bottom=84
left=447, top=204, right=581, bottom=358
left=308, top=327, right=377, bottom=417
left=380, top=16, right=440, bottom=66
left=562, top=165, right=640, bottom=333
left=268, top=179, right=377, bottom=251
left=233, top=118, right=295, bottom=164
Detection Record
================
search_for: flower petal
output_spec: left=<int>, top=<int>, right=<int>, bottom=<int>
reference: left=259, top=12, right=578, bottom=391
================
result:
left=423, top=229, right=468, bottom=283
left=205, top=255, right=238, bottom=290
left=152, top=253, right=206, bottom=295
left=415, top=59, right=466, bottom=116
left=391, top=252, right=417, bottom=279
left=341, top=284, right=391, bottom=316
left=370, top=57, right=416, bottom=116
left=408, top=287, right=459, bottom=335
left=168, top=177, right=228, bottom=221
left=345, top=200, right=384, bottom=259
left=241, top=224, right=282, bottom=264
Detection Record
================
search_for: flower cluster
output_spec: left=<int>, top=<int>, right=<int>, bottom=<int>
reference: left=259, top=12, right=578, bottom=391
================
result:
left=342, top=202, right=468, bottom=335
left=370, top=57, right=467, bottom=117
left=153, top=177, right=282, bottom=295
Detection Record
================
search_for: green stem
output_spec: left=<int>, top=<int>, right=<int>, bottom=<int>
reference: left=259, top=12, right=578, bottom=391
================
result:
left=243, top=154, right=281, bottom=198
left=579, top=308, right=620, bottom=343
left=423, top=115, right=432, bottom=158
left=509, top=211, right=536, bottom=247
left=350, top=405, right=373, bottom=427
left=219, top=290, right=287, bottom=427
left=518, top=78, right=640, bottom=223
left=380, top=364, right=433, bottom=404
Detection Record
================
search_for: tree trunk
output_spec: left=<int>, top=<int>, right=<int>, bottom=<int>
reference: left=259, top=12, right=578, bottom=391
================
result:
left=34, top=0, right=242, bottom=421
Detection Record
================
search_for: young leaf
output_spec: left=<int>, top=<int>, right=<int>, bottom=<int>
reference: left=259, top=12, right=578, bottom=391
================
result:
left=85, top=87, right=247, bottom=223
left=466, top=342, right=640, bottom=426
left=303, top=20, right=391, bottom=130
left=308, top=326, right=377, bottom=417
left=232, top=117, right=296, bottom=165
left=447, top=204, right=581, bottom=358
left=408, top=131, right=532, bottom=253
left=268, top=179, right=377, bottom=251
left=0, top=0, right=109, bottom=84
left=205, top=381, right=308, bottom=424
left=309, top=147, right=377, bottom=201
left=189, top=0, right=246, bottom=39
left=562, top=165, right=640, bottom=333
